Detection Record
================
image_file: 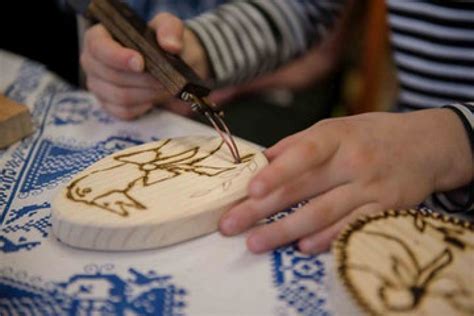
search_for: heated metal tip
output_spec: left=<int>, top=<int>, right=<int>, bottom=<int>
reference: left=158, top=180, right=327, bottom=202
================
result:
left=66, top=0, right=91, bottom=14
left=181, top=92, right=242, bottom=163
left=204, top=111, right=242, bottom=164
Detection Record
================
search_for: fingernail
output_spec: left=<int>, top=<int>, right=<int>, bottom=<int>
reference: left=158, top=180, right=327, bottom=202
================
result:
left=220, top=216, right=237, bottom=235
left=129, top=55, right=143, bottom=72
left=247, top=234, right=266, bottom=253
left=249, top=181, right=266, bottom=197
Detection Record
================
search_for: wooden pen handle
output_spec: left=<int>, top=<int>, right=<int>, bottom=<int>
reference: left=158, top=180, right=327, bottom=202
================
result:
left=88, top=0, right=210, bottom=98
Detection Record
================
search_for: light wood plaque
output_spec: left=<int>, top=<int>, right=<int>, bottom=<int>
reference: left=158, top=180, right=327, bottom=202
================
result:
left=333, top=209, right=474, bottom=316
left=52, top=136, right=267, bottom=251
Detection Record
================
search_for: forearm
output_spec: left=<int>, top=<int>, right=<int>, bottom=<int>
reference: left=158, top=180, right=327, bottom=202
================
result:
left=432, top=103, right=474, bottom=212
left=186, top=0, right=347, bottom=87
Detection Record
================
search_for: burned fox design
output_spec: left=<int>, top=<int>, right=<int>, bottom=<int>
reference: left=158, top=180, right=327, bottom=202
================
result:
left=66, top=139, right=253, bottom=217
left=336, top=210, right=474, bottom=316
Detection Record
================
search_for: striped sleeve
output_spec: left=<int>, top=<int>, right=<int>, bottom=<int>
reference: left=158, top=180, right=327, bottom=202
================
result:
left=186, top=0, right=346, bottom=87
left=387, top=1, right=474, bottom=111
left=387, top=1, right=474, bottom=213
left=430, top=103, right=474, bottom=213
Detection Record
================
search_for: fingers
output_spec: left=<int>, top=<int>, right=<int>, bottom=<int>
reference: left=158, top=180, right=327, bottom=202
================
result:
left=101, top=102, right=153, bottom=120
left=264, top=129, right=309, bottom=161
left=245, top=183, right=372, bottom=253
left=149, top=13, right=185, bottom=54
left=220, top=171, right=319, bottom=236
left=87, top=76, right=159, bottom=107
left=81, top=52, right=158, bottom=89
left=84, top=24, right=144, bottom=72
left=297, top=202, right=383, bottom=254
left=220, top=164, right=349, bottom=236
left=81, top=19, right=186, bottom=120
left=249, top=135, right=339, bottom=198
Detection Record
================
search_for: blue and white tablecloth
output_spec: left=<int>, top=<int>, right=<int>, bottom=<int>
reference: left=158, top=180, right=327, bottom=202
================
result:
left=0, top=50, right=338, bottom=315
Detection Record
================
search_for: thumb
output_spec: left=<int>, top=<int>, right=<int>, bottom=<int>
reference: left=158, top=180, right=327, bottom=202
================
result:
left=149, top=13, right=185, bottom=54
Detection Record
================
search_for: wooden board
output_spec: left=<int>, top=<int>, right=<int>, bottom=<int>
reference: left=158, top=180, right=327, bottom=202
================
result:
left=333, top=209, right=474, bottom=316
left=52, top=136, right=267, bottom=251
left=0, top=94, right=34, bottom=148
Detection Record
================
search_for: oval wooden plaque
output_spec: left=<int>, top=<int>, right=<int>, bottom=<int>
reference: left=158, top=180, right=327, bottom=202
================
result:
left=52, top=136, right=267, bottom=251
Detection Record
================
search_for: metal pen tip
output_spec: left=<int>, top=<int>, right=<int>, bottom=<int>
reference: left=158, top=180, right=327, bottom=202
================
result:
left=181, top=92, right=242, bottom=163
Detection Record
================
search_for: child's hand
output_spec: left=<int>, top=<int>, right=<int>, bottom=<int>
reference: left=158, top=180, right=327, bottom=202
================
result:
left=219, top=109, right=473, bottom=254
left=81, top=13, right=209, bottom=119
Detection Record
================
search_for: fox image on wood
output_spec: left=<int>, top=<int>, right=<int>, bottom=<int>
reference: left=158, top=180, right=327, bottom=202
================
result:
left=52, top=136, right=266, bottom=250
left=66, top=138, right=240, bottom=217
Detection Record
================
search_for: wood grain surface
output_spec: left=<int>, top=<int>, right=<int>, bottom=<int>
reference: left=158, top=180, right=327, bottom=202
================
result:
left=52, top=136, right=267, bottom=251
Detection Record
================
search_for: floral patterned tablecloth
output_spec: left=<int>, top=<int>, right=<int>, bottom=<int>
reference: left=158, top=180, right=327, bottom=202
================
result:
left=0, top=50, right=341, bottom=316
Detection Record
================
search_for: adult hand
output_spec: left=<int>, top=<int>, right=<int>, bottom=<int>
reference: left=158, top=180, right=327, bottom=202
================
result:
left=81, top=13, right=209, bottom=119
left=219, top=109, right=473, bottom=254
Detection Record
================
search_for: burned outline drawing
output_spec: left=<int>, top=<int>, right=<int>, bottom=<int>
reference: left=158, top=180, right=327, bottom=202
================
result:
left=66, top=139, right=254, bottom=217
left=338, top=210, right=474, bottom=315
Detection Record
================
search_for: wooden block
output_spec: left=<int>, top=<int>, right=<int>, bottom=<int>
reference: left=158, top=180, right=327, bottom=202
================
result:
left=0, top=94, right=34, bottom=148
left=332, top=209, right=474, bottom=316
left=52, top=136, right=267, bottom=251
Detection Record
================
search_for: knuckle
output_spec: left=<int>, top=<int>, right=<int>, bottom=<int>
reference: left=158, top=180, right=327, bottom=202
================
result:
left=319, top=118, right=353, bottom=136
left=334, top=119, right=352, bottom=135
left=279, top=183, right=296, bottom=200
left=280, top=178, right=309, bottom=202
left=345, top=143, right=373, bottom=172
left=316, top=118, right=332, bottom=127
left=297, top=140, right=319, bottom=158
left=268, top=163, right=287, bottom=182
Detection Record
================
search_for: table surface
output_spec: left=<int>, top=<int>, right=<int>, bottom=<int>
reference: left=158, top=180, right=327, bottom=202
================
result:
left=0, top=50, right=346, bottom=316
